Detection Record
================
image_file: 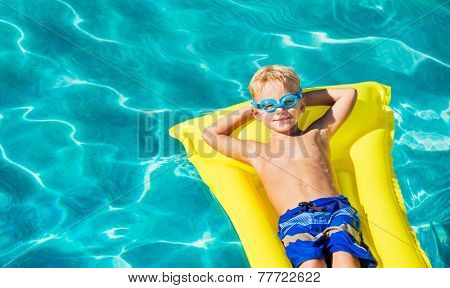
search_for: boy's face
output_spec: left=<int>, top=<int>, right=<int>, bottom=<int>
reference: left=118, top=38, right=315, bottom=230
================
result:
left=250, top=81, right=305, bottom=133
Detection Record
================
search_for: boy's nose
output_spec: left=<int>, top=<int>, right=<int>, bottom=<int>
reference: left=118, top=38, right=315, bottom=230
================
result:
left=275, top=107, right=285, bottom=114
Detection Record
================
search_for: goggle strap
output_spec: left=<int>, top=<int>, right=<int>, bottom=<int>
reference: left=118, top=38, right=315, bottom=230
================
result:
left=251, top=100, right=260, bottom=109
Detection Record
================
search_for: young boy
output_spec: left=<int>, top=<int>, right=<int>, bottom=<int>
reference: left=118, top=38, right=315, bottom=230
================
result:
left=202, top=65, right=377, bottom=268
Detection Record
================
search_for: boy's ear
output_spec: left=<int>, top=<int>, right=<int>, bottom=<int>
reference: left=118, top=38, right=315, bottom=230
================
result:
left=299, top=99, right=306, bottom=113
left=250, top=105, right=262, bottom=121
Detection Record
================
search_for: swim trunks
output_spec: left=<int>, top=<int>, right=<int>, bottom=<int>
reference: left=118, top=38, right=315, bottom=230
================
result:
left=277, top=195, right=377, bottom=268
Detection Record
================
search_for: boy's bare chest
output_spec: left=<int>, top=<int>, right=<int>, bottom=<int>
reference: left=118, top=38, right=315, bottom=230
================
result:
left=265, top=130, right=329, bottom=160
left=252, top=129, right=331, bottom=174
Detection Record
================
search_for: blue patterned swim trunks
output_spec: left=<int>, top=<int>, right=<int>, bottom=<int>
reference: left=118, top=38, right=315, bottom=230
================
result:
left=277, top=195, right=377, bottom=268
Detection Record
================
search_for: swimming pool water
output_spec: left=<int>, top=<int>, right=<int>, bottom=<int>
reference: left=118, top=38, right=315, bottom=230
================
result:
left=0, top=0, right=448, bottom=267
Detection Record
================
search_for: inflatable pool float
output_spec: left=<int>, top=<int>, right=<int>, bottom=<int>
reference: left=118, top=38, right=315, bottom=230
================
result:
left=169, top=81, right=431, bottom=268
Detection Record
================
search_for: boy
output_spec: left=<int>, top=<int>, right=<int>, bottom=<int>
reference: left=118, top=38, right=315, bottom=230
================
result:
left=202, top=65, right=377, bottom=268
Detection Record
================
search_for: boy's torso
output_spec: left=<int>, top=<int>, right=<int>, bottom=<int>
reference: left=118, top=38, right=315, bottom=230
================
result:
left=249, top=128, right=341, bottom=216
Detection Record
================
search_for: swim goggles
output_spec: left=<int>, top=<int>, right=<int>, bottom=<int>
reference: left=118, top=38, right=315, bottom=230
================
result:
left=251, top=88, right=303, bottom=112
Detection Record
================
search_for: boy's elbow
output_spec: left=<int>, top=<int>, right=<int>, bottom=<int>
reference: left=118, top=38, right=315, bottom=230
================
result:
left=202, top=127, right=217, bottom=145
left=351, top=88, right=358, bottom=104
left=347, top=88, right=357, bottom=100
left=344, top=88, right=357, bottom=106
left=202, top=127, right=212, bottom=142
left=344, top=88, right=357, bottom=98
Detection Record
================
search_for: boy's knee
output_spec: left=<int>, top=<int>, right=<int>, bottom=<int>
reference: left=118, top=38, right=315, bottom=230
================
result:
left=331, top=251, right=360, bottom=268
left=298, top=258, right=327, bottom=268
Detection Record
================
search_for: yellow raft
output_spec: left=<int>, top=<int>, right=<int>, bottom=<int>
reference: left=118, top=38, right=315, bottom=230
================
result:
left=169, top=81, right=431, bottom=268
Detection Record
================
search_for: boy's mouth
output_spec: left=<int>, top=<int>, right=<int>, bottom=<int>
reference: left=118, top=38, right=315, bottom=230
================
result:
left=273, top=116, right=291, bottom=123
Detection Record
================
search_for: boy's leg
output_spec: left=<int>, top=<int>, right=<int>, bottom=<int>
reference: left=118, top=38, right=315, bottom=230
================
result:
left=298, top=259, right=327, bottom=268
left=331, top=251, right=360, bottom=268
left=326, top=201, right=377, bottom=268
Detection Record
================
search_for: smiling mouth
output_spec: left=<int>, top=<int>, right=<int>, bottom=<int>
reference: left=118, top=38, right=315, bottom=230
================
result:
left=273, top=116, right=291, bottom=122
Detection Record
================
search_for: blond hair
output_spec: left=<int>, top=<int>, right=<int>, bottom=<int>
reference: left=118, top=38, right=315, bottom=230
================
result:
left=248, top=65, right=300, bottom=99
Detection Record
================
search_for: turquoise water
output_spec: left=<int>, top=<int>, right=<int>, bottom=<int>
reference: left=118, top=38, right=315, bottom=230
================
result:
left=0, top=0, right=448, bottom=267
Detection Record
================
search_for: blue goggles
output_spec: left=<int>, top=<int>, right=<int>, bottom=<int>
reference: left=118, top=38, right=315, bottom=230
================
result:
left=251, top=88, right=303, bottom=112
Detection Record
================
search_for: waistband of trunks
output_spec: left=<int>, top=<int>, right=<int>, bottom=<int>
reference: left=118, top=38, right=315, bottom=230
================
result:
left=278, top=195, right=350, bottom=224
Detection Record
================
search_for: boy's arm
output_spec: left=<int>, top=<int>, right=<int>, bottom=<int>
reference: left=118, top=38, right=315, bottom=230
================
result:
left=303, top=88, right=358, bottom=137
left=202, top=105, right=260, bottom=164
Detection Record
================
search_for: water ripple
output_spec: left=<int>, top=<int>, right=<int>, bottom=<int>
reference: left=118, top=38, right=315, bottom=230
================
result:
left=0, top=144, right=45, bottom=188
left=312, top=32, right=450, bottom=73
left=0, top=18, right=29, bottom=54
left=12, top=106, right=83, bottom=146
left=55, top=0, right=119, bottom=44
